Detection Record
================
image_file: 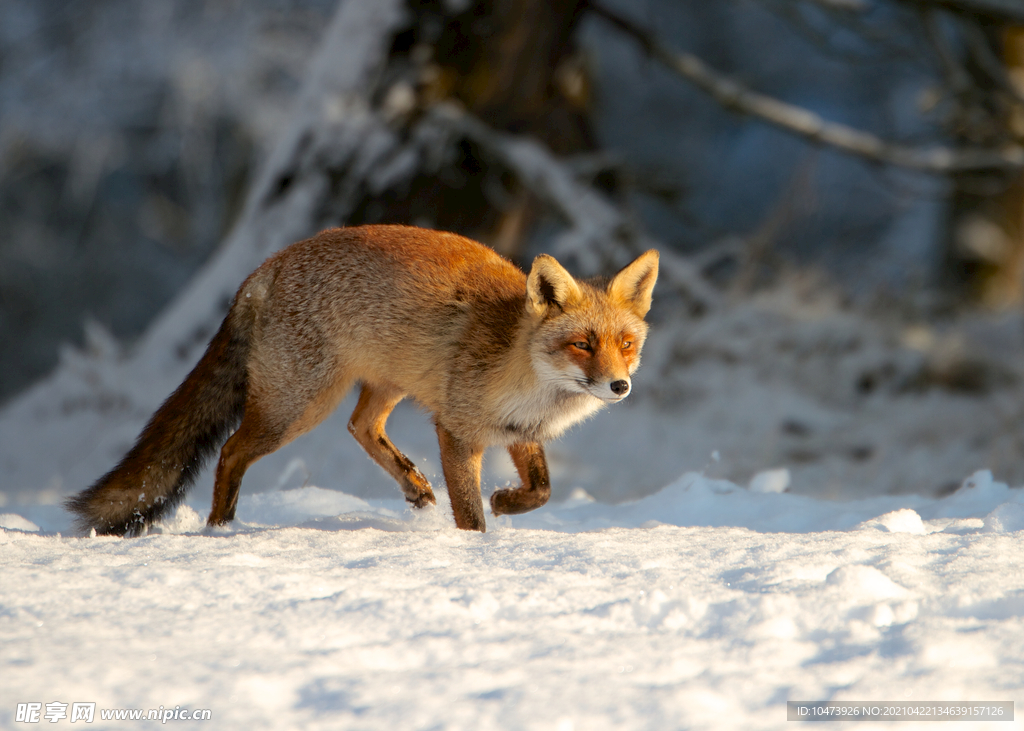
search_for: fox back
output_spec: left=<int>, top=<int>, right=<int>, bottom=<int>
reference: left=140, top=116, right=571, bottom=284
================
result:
left=67, top=225, right=658, bottom=535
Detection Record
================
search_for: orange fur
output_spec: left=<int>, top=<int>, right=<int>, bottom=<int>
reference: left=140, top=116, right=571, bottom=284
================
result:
left=67, top=225, right=658, bottom=534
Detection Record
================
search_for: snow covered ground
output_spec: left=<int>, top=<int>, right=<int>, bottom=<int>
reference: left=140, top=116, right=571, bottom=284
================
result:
left=2, top=268, right=1023, bottom=728
left=3, top=467, right=1024, bottom=729
left=2, top=288, right=1024, bottom=729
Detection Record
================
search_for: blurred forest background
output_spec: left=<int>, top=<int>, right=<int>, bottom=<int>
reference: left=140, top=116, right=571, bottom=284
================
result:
left=4, top=0, right=1024, bottom=500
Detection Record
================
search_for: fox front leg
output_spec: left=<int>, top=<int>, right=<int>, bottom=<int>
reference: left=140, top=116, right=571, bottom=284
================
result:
left=348, top=384, right=436, bottom=508
left=490, top=442, right=551, bottom=516
left=436, top=425, right=486, bottom=531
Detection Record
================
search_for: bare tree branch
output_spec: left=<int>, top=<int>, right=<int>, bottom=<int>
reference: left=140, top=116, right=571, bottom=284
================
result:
left=757, top=0, right=924, bottom=64
left=960, top=17, right=1024, bottom=107
left=909, top=0, right=1024, bottom=25
left=803, top=0, right=869, bottom=11
left=589, top=2, right=1024, bottom=174
left=922, top=9, right=975, bottom=97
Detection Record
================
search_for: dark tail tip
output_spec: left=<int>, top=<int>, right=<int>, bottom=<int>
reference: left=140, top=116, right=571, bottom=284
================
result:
left=64, top=477, right=149, bottom=537
left=65, top=297, right=252, bottom=537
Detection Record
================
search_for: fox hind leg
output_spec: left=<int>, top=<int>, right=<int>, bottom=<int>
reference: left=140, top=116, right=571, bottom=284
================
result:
left=490, top=442, right=551, bottom=516
left=209, top=371, right=356, bottom=527
left=208, top=404, right=287, bottom=526
left=348, top=383, right=436, bottom=508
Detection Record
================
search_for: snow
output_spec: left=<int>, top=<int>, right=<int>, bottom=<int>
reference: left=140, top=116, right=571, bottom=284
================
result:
left=3, top=263, right=1024, bottom=731
left=2, top=466, right=1024, bottom=729
left=2, top=291, right=1024, bottom=730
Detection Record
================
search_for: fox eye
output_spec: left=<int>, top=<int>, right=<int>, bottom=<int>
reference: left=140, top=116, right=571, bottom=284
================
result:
left=571, top=341, right=591, bottom=352
left=622, top=340, right=633, bottom=349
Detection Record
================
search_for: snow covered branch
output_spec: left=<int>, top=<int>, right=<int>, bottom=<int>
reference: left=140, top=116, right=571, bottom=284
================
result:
left=138, top=0, right=407, bottom=369
left=589, top=2, right=1024, bottom=174
left=424, top=104, right=723, bottom=312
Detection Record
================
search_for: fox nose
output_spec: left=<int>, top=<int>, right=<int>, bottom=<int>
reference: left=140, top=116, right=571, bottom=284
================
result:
left=610, top=379, right=630, bottom=396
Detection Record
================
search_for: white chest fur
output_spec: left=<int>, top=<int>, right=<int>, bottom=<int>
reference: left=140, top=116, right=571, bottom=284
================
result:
left=490, top=366, right=606, bottom=445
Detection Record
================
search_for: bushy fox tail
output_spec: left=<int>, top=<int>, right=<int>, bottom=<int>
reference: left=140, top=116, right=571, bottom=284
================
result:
left=66, top=303, right=253, bottom=536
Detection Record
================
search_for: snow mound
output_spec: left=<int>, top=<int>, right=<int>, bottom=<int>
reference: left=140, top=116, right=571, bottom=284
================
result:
left=748, top=467, right=790, bottom=494
left=857, top=508, right=926, bottom=534
left=0, top=513, right=40, bottom=532
left=984, top=503, right=1024, bottom=533
left=825, top=564, right=910, bottom=600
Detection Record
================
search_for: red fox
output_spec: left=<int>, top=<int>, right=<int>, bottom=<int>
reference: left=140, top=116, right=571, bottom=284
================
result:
left=67, top=225, right=658, bottom=535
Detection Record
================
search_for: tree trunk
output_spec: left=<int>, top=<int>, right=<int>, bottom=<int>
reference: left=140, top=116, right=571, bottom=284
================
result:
left=343, top=0, right=594, bottom=259
left=943, top=25, right=1024, bottom=309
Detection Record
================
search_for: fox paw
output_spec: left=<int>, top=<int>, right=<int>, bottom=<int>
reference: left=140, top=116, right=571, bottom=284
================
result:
left=489, top=487, right=509, bottom=516
left=407, top=491, right=436, bottom=509
left=490, top=488, right=514, bottom=516
left=491, top=486, right=549, bottom=516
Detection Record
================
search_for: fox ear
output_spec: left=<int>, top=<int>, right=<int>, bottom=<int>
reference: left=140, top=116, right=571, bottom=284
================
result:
left=526, top=254, right=582, bottom=316
left=608, top=250, right=659, bottom=318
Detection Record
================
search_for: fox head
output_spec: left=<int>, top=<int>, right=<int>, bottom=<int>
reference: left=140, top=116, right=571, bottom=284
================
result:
left=525, top=249, right=659, bottom=402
